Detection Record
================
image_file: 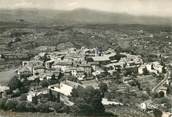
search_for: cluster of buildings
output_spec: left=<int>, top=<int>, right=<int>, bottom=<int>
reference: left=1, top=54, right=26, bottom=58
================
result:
left=16, top=47, right=147, bottom=82
left=138, top=62, right=165, bottom=76
left=14, top=47, right=166, bottom=106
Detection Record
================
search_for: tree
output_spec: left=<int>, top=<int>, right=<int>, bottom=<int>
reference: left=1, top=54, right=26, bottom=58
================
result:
left=33, top=78, right=40, bottom=86
left=71, top=86, right=105, bottom=115
left=19, top=94, right=27, bottom=101
left=22, top=78, right=31, bottom=86
left=114, top=72, right=122, bottom=83
left=99, top=82, right=108, bottom=96
left=153, top=109, right=162, bottom=117
left=12, top=88, right=21, bottom=97
left=52, top=102, right=64, bottom=113
left=16, top=101, right=27, bottom=112
left=25, top=102, right=35, bottom=112
left=159, top=91, right=165, bottom=97
left=145, top=87, right=151, bottom=95
left=162, top=66, right=166, bottom=73
left=5, top=99, right=18, bottom=111
left=8, top=76, right=22, bottom=90
left=20, top=86, right=29, bottom=94
left=150, top=92, right=159, bottom=98
left=58, top=72, right=64, bottom=80
left=42, top=53, right=50, bottom=66
left=48, top=74, right=59, bottom=85
left=71, top=98, right=94, bottom=114
left=167, top=81, right=172, bottom=95
left=36, top=103, right=50, bottom=113
left=51, top=74, right=56, bottom=80
left=71, top=88, right=79, bottom=98
left=0, top=98, right=7, bottom=110
left=143, top=67, right=149, bottom=75
left=115, top=46, right=122, bottom=55
left=40, top=79, right=49, bottom=88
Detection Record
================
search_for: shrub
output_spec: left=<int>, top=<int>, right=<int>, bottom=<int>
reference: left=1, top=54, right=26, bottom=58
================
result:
left=40, top=79, right=49, bottom=88
left=16, top=101, right=27, bottom=112
left=36, top=103, right=50, bottom=113
left=71, top=98, right=95, bottom=114
left=143, top=67, right=149, bottom=75
left=48, top=79, right=58, bottom=85
left=5, top=99, right=18, bottom=111
left=25, top=102, right=36, bottom=112
left=52, top=102, right=64, bottom=113
left=20, top=86, right=30, bottom=93
left=19, top=94, right=27, bottom=101
left=8, top=76, right=22, bottom=90
left=151, top=92, right=159, bottom=98
left=0, top=98, right=7, bottom=110
left=12, top=88, right=21, bottom=97
left=153, top=109, right=162, bottom=117
left=99, top=82, right=108, bottom=96
left=71, top=86, right=105, bottom=114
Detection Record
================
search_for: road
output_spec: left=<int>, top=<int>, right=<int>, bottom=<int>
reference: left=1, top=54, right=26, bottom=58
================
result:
left=152, top=69, right=171, bottom=93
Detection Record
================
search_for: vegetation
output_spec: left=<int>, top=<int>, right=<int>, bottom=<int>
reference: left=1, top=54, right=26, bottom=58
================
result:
left=0, top=98, right=7, bottom=110
left=0, top=20, right=172, bottom=117
left=8, top=75, right=22, bottom=91
left=99, top=82, right=108, bottom=96
left=0, top=99, right=69, bottom=113
left=40, top=79, right=49, bottom=88
left=71, top=86, right=105, bottom=115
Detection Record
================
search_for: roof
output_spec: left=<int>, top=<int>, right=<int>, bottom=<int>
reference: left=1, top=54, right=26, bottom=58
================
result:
left=79, top=64, right=91, bottom=67
left=65, top=80, right=83, bottom=88
left=34, top=66, right=46, bottom=70
left=104, top=62, right=125, bottom=68
left=151, top=61, right=161, bottom=65
left=88, top=62, right=99, bottom=65
left=81, top=80, right=99, bottom=89
left=92, top=53, right=117, bottom=62
left=18, top=66, right=32, bottom=73
left=0, top=85, right=9, bottom=92
left=25, top=60, right=43, bottom=67
left=55, top=62, right=73, bottom=66
left=49, top=80, right=83, bottom=88
left=102, top=98, right=123, bottom=106
left=28, top=88, right=49, bottom=96
left=92, top=56, right=110, bottom=62
left=46, top=59, right=55, bottom=63
left=27, top=76, right=39, bottom=81
left=48, top=80, right=83, bottom=96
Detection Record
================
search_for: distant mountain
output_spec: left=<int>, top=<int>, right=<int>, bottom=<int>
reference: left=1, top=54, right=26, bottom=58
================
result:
left=0, top=8, right=171, bottom=25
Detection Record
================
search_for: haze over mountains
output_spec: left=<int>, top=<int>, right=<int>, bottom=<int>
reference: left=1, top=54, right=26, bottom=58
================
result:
left=0, top=8, right=172, bottom=25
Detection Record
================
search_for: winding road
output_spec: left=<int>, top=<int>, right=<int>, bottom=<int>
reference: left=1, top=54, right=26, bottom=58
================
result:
left=152, top=68, right=171, bottom=93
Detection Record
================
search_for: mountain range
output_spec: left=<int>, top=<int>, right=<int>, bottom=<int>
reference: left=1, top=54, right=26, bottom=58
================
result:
left=0, top=8, right=171, bottom=25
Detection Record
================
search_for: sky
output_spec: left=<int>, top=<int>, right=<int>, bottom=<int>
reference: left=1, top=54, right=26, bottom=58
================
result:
left=0, top=0, right=171, bottom=17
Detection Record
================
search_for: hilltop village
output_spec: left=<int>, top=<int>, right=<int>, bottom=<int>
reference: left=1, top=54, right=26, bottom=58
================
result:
left=0, top=47, right=172, bottom=116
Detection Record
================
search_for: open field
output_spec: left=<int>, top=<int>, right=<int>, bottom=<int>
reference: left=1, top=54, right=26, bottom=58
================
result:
left=0, top=69, right=16, bottom=85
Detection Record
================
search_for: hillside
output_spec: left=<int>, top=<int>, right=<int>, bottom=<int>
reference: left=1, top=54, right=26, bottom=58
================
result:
left=0, top=8, right=172, bottom=25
